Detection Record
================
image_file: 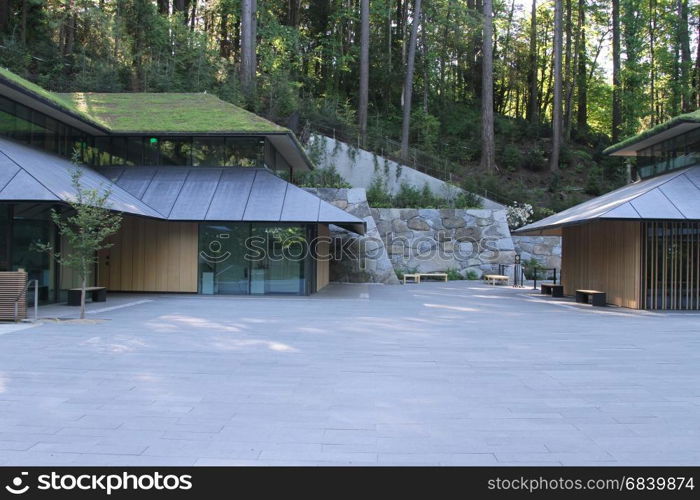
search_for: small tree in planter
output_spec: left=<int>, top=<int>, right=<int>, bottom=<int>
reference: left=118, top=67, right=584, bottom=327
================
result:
left=36, top=169, right=122, bottom=319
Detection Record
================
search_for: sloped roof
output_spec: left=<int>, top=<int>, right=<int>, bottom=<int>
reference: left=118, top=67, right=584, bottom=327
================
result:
left=514, top=165, right=700, bottom=235
left=99, top=166, right=365, bottom=232
left=604, top=109, right=700, bottom=156
left=0, top=138, right=163, bottom=218
left=0, top=138, right=365, bottom=233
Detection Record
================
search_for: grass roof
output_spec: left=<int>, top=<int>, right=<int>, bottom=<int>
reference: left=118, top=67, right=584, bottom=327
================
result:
left=604, top=109, right=700, bottom=155
left=0, top=67, right=286, bottom=135
left=58, top=92, right=287, bottom=134
left=0, top=67, right=105, bottom=127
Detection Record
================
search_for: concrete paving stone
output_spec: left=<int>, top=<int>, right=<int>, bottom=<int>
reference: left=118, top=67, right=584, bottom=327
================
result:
left=0, top=284, right=699, bottom=465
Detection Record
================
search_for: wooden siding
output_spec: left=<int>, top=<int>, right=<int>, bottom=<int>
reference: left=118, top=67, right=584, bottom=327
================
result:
left=0, top=271, right=26, bottom=320
left=98, top=217, right=198, bottom=292
left=562, top=220, right=642, bottom=309
left=316, top=224, right=330, bottom=291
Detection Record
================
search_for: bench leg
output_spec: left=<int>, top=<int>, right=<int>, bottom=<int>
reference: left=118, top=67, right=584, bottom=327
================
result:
left=575, top=291, right=586, bottom=303
left=93, top=289, right=107, bottom=302
left=67, top=290, right=81, bottom=306
left=592, top=294, right=606, bottom=307
left=552, top=287, right=564, bottom=298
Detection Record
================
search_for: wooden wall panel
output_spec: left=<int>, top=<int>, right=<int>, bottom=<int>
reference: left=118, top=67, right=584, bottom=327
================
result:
left=98, top=217, right=198, bottom=293
left=562, top=220, right=642, bottom=309
left=316, top=224, right=330, bottom=291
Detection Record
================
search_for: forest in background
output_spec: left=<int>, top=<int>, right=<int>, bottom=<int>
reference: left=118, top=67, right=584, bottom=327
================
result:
left=0, top=0, right=699, bottom=212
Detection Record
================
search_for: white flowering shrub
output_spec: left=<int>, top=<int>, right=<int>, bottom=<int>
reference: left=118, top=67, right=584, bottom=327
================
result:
left=506, top=202, right=533, bottom=229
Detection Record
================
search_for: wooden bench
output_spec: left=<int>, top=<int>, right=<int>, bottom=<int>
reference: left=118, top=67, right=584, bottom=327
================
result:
left=418, top=273, right=448, bottom=282
left=575, top=289, right=606, bottom=307
left=68, top=287, right=107, bottom=306
left=483, top=274, right=509, bottom=286
left=541, top=283, right=564, bottom=297
left=403, top=274, right=420, bottom=284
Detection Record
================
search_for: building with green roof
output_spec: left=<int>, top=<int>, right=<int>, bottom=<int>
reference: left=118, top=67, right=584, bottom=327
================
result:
left=515, top=110, right=700, bottom=310
left=0, top=68, right=364, bottom=308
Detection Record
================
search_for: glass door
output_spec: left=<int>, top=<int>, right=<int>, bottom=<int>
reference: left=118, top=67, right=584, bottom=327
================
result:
left=198, top=224, right=250, bottom=295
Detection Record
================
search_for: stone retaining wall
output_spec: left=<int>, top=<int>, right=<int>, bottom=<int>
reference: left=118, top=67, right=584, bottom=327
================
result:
left=512, top=235, right=561, bottom=270
left=371, top=208, right=515, bottom=277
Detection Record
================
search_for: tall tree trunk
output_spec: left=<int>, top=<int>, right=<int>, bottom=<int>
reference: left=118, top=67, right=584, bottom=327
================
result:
left=287, top=0, right=300, bottom=26
left=527, top=0, right=538, bottom=124
left=157, top=0, right=169, bottom=15
left=400, top=0, right=422, bottom=160
left=0, top=0, right=10, bottom=32
left=550, top=0, right=563, bottom=172
left=695, top=11, right=700, bottom=109
left=240, top=0, right=255, bottom=99
left=220, top=11, right=229, bottom=58
left=649, top=0, right=657, bottom=124
left=358, top=0, right=370, bottom=146
left=481, top=0, right=497, bottom=172
left=611, top=0, right=622, bottom=142
left=562, top=0, right=573, bottom=140
left=576, top=0, right=587, bottom=131
left=678, top=0, right=692, bottom=112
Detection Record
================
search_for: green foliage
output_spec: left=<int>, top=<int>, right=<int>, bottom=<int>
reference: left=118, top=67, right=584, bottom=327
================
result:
left=465, top=269, right=480, bottom=280
left=295, top=166, right=351, bottom=188
left=446, top=268, right=463, bottom=281
left=395, top=266, right=419, bottom=280
left=366, top=175, right=393, bottom=208
left=370, top=181, right=483, bottom=209
left=34, top=166, right=122, bottom=319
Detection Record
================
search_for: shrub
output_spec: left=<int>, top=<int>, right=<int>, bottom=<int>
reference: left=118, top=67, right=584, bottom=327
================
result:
left=505, top=201, right=533, bottom=229
left=498, top=143, right=521, bottom=172
left=295, top=166, right=351, bottom=188
left=395, top=266, right=418, bottom=280
left=465, top=269, right=480, bottom=280
left=446, top=268, right=463, bottom=280
left=366, top=174, right=393, bottom=207
left=520, top=146, right=547, bottom=172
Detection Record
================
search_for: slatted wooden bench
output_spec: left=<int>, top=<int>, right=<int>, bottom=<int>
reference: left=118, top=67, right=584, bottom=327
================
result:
left=541, top=283, right=564, bottom=297
left=68, top=287, right=107, bottom=306
left=483, top=274, right=509, bottom=286
left=418, top=273, right=448, bottom=282
left=575, top=289, right=606, bottom=307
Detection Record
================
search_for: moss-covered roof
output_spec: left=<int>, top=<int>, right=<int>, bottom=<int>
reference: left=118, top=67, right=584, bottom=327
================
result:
left=0, top=67, right=105, bottom=127
left=604, top=109, right=700, bottom=155
left=0, top=67, right=286, bottom=135
left=58, top=92, right=286, bottom=134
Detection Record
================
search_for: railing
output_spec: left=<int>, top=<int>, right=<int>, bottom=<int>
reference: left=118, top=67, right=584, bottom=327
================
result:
left=531, top=268, right=558, bottom=290
left=301, top=121, right=462, bottom=185
left=14, top=279, right=38, bottom=323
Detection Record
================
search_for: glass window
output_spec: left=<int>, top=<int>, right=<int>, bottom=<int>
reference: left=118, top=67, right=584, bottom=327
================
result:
left=160, top=137, right=191, bottom=165
left=193, top=137, right=225, bottom=166
left=0, top=204, right=9, bottom=271
left=0, top=96, right=16, bottom=139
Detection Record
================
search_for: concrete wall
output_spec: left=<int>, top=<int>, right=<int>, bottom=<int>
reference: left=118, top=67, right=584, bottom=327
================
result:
left=307, top=135, right=503, bottom=209
left=372, top=208, right=515, bottom=277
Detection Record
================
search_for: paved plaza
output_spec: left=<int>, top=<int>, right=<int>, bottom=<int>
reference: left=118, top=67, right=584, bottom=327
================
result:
left=0, top=282, right=699, bottom=466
